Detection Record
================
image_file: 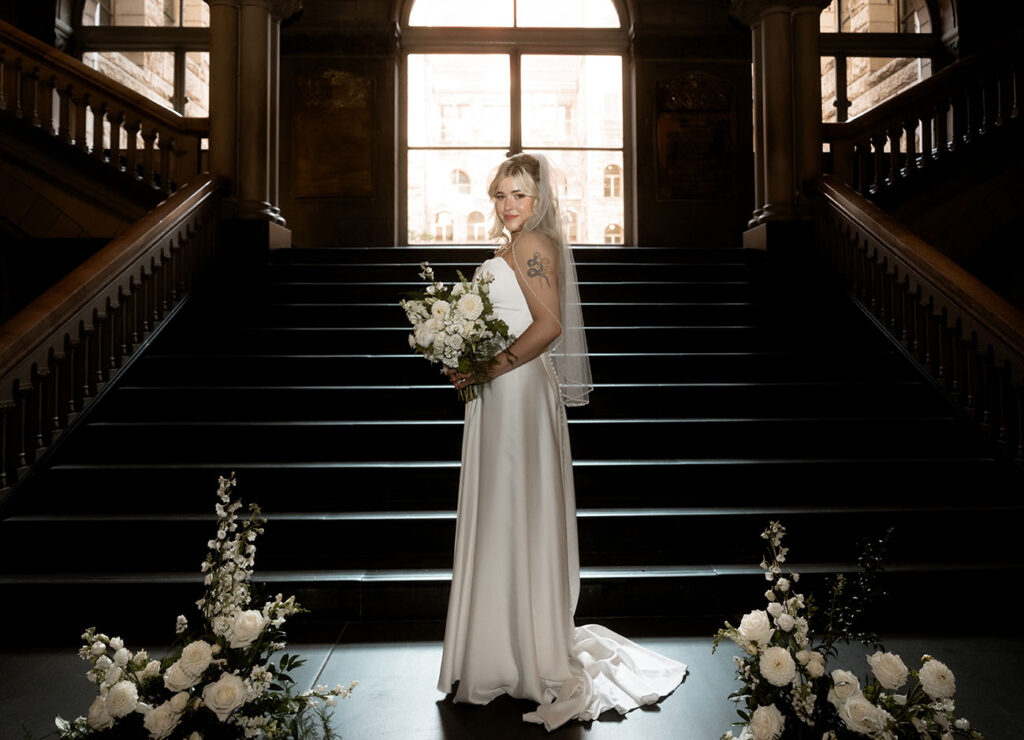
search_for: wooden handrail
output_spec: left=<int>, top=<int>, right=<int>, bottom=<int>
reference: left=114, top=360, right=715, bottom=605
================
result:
left=1, top=18, right=209, bottom=194
left=822, top=26, right=1022, bottom=196
left=0, top=174, right=229, bottom=499
left=819, top=174, right=1024, bottom=461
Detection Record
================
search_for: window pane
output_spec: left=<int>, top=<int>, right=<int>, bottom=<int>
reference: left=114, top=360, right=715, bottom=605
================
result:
left=185, top=51, right=210, bottom=117
left=527, top=150, right=623, bottom=244
left=83, top=51, right=176, bottom=111
left=409, top=0, right=513, bottom=27
left=408, top=55, right=510, bottom=148
left=408, top=149, right=507, bottom=244
left=516, top=0, right=620, bottom=28
left=522, top=56, right=621, bottom=149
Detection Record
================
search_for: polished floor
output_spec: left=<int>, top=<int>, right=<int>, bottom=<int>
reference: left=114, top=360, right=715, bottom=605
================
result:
left=1, top=618, right=1018, bottom=739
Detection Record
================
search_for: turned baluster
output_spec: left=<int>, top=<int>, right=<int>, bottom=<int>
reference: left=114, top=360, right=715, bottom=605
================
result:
left=994, top=365, right=1011, bottom=451
left=870, top=133, right=886, bottom=194
left=920, top=105, right=934, bottom=169
left=0, top=402, right=11, bottom=491
left=103, top=298, right=119, bottom=372
left=11, top=56, right=23, bottom=118
left=935, top=310, right=951, bottom=389
left=935, top=97, right=950, bottom=158
left=887, top=125, right=901, bottom=187
left=44, top=350, right=61, bottom=442
left=1010, top=69, right=1020, bottom=120
left=78, top=323, right=95, bottom=403
left=979, top=349, right=995, bottom=432
left=160, top=136, right=174, bottom=195
left=75, top=91, right=90, bottom=151
left=12, top=385, right=29, bottom=475
left=125, top=118, right=141, bottom=181
left=141, top=128, right=158, bottom=188
left=39, top=73, right=54, bottom=135
left=963, top=337, right=979, bottom=419
left=108, top=110, right=124, bottom=172
left=1015, top=384, right=1024, bottom=462
left=93, top=101, right=108, bottom=162
left=127, top=277, right=141, bottom=347
left=57, top=82, right=73, bottom=144
left=19, top=62, right=41, bottom=127
left=0, top=50, right=6, bottom=111
left=25, top=371, right=44, bottom=462
left=117, top=286, right=131, bottom=358
left=903, top=117, right=918, bottom=176
left=854, top=139, right=870, bottom=194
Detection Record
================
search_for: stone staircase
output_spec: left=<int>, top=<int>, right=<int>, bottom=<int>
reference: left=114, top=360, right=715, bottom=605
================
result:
left=2, top=245, right=1021, bottom=643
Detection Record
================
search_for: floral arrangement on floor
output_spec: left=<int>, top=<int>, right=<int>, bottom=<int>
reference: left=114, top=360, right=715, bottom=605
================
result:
left=713, top=521, right=982, bottom=740
left=54, top=474, right=356, bottom=739
left=400, top=261, right=513, bottom=401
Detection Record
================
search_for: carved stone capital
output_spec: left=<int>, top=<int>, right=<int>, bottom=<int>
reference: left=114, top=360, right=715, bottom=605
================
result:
left=271, top=0, right=303, bottom=23
left=730, top=0, right=831, bottom=27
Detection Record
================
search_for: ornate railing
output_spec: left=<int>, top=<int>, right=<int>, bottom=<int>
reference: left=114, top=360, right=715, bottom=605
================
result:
left=0, top=175, right=227, bottom=502
left=819, top=174, right=1024, bottom=464
left=822, top=27, right=1022, bottom=199
left=0, top=18, right=208, bottom=195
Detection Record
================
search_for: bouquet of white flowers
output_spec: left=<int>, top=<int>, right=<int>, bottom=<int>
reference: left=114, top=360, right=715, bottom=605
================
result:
left=714, top=522, right=982, bottom=740
left=400, top=261, right=514, bottom=401
left=54, top=474, right=356, bottom=739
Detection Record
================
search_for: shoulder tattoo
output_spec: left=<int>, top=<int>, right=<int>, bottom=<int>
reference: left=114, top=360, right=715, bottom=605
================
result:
left=526, top=251, right=552, bottom=287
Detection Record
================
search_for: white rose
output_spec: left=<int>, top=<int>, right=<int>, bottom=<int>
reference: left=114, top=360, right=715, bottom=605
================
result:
left=142, top=701, right=182, bottom=739
left=87, top=696, right=114, bottom=730
left=113, top=647, right=131, bottom=667
left=170, top=692, right=189, bottom=713
left=444, top=333, right=464, bottom=352
left=748, top=703, right=786, bottom=740
left=202, top=672, right=247, bottom=721
left=188, top=733, right=202, bottom=740
left=839, top=695, right=890, bottom=734
left=427, top=316, right=444, bottom=332
left=430, top=300, right=450, bottom=320
left=866, top=651, right=908, bottom=690
left=775, top=613, right=795, bottom=632
left=919, top=658, right=956, bottom=699
left=759, top=647, right=797, bottom=687
left=766, top=602, right=784, bottom=618
left=228, top=610, right=267, bottom=648
left=737, top=610, right=774, bottom=647
left=109, top=637, right=124, bottom=651
left=104, top=680, right=139, bottom=717
left=764, top=590, right=776, bottom=602
left=456, top=293, right=484, bottom=321
left=91, top=641, right=106, bottom=656
left=104, top=665, right=123, bottom=685
left=96, top=655, right=113, bottom=671
left=828, top=669, right=862, bottom=704
left=805, top=653, right=825, bottom=678
left=776, top=578, right=790, bottom=592
left=164, top=662, right=200, bottom=691
left=955, top=719, right=971, bottom=730
left=450, top=283, right=466, bottom=297
left=179, top=640, right=214, bottom=676
left=136, top=660, right=161, bottom=682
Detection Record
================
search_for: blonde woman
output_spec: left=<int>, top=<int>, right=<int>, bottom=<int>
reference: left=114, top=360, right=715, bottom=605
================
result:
left=438, top=153, right=686, bottom=731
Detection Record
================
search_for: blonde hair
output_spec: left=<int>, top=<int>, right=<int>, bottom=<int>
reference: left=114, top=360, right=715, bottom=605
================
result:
left=487, top=153, right=564, bottom=248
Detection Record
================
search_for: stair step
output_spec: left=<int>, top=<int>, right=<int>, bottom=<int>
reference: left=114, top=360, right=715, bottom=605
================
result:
left=56, top=416, right=979, bottom=464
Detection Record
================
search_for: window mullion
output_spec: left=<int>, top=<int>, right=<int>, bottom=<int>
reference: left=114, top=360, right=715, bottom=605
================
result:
left=508, top=50, right=522, bottom=157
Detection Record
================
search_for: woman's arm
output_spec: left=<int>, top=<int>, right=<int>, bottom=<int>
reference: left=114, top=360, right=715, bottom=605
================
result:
left=447, top=231, right=562, bottom=389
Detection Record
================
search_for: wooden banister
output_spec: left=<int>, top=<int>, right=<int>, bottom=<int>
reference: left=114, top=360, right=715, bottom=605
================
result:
left=0, top=18, right=209, bottom=194
left=823, top=27, right=1022, bottom=197
left=0, top=174, right=229, bottom=501
left=818, top=174, right=1024, bottom=462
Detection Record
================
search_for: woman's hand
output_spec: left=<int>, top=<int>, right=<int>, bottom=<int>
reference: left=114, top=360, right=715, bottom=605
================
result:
left=445, top=368, right=477, bottom=389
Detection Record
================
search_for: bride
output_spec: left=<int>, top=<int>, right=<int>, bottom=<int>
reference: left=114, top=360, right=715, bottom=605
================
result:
left=437, top=153, right=687, bottom=731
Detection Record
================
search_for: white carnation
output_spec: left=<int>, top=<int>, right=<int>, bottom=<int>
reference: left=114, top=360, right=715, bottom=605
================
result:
left=919, top=658, right=956, bottom=699
left=179, top=640, right=213, bottom=676
left=413, top=322, right=436, bottom=348
left=759, top=647, right=797, bottom=687
left=87, top=696, right=114, bottom=730
left=456, top=293, right=484, bottom=321
left=430, top=300, right=450, bottom=320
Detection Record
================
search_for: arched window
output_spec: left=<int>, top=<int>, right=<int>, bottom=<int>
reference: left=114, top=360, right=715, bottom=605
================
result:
left=467, top=211, right=487, bottom=241
left=603, top=165, right=621, bottom=198
left=403, top=0, right=628, bottom=245
left=566, top=210, right=579, bottom=243
left=604, top=224, right=623, bottom=244
left=434, top=211, right=454, bottom=241
left=452, top=169, right=471, bottom=194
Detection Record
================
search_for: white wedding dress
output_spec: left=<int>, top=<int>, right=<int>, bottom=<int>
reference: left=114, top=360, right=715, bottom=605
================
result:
left=437, top=256, right=687, bottom=731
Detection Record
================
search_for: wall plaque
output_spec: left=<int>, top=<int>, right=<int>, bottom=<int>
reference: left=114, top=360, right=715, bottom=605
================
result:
left=656, top=73, right=735, bottom=200
left=293, top=69, right=373, bottom=198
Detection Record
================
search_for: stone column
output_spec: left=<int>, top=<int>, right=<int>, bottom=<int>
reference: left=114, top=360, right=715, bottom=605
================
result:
left=207, top=0, right=239, bottom=197
left=759, top=3, right=795, bottom=222
left=749, top=18, right=765, bottom=227
left=268, top=8, right=284, bottom=225
left=238, top=0, right=273, bottom=220
left=792, top=2, right=830, bottom=205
